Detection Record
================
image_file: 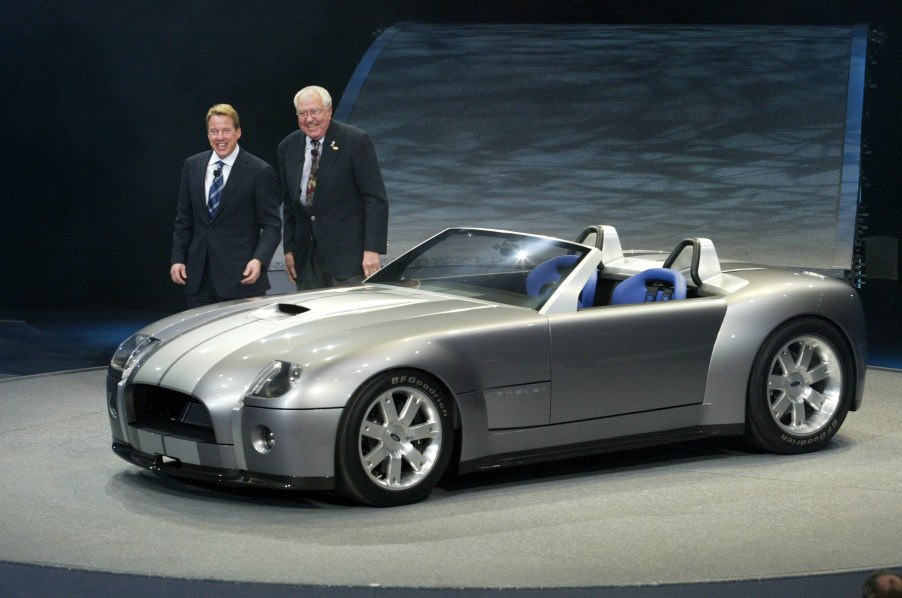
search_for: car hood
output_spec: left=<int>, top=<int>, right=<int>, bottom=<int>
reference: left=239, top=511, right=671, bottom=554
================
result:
left=131, top=285, right=530, bottom=404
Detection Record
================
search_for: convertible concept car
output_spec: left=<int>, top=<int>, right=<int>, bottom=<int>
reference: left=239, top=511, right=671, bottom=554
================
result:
left=107, top=225, right=867, bottom=506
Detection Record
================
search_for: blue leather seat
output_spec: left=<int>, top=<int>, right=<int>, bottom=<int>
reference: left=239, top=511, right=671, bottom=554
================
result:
left=611, top=267, right=687, bottom=305
left=526, top=255, right=597, bottom=308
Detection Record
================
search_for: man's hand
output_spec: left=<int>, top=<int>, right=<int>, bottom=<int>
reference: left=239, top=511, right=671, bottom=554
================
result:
left=284, top=251, right=297, bottom=284
left=241, top=259, right=263, bottom=285
left=170, top=263, right=188, bottom=285
left=362, top=251, right=381, bottom=278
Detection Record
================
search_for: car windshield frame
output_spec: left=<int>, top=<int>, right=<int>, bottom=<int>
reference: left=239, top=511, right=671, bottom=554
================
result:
left=367, top=228, right=596, bottom=311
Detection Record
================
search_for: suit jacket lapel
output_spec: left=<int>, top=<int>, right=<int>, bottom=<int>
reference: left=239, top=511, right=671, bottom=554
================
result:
left=194, top=151, right=213, bottom=219
left=314, top=126, right=342, bottom=198
left=220, top=150, right=249, bottom=215
left=293, top=137, right=306, bottom=204
left=213, top=149, right=254, bottom=218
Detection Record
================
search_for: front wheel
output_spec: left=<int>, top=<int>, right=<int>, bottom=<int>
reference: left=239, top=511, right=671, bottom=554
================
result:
left=336, top=371, right=454, bottom=507
left=745, top=318, right=854, bottom=454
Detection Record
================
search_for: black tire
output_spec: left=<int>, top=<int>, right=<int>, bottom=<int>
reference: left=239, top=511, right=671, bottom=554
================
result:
left=745, top=318, right=854, bottom=454
left=336, top=370, right=454, bottom=507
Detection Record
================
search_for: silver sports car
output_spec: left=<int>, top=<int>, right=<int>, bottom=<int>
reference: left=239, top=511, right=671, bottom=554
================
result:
left=107, top=226, right=867, bottom=506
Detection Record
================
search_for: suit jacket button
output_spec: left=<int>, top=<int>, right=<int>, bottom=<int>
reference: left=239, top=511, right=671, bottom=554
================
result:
left=310, top=215, right=316, bottom=221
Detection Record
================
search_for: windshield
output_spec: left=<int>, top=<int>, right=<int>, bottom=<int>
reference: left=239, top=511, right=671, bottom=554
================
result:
left=368, top=228, right=591, bottom=309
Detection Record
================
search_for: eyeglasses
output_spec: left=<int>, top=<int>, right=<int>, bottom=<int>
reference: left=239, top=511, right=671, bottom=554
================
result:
left=296, top=107, right=327, bottom=118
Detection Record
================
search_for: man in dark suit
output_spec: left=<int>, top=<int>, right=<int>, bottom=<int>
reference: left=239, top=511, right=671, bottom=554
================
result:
left=170, top=104, right=281, bottom=308
left=278, top=86, right=388, bottom=290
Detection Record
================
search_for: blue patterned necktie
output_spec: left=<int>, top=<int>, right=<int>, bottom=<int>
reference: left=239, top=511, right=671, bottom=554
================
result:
left=208, top=160, right=225, bottom=219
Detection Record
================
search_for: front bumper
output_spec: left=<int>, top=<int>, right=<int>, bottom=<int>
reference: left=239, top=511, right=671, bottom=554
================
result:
left=112, top=442, right=334, bottom=490
left=107, top=372, right=345, bottom=491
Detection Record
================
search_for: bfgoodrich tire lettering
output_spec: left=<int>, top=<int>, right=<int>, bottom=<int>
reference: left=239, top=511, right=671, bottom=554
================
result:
left=336, top=370, right=454, bottom=507
left=745, top=318, right=854, bottom=454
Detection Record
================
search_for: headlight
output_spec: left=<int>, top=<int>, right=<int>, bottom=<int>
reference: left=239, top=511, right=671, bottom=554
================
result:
left=110, top=334, right=158, bottom=371
left=247, top=361, right=303, bottom=399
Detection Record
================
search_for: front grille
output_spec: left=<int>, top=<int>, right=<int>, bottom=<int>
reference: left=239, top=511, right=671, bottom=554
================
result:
left=182, top=401, right=213, bottom=428
left=130, top=384, right=216, bottom=443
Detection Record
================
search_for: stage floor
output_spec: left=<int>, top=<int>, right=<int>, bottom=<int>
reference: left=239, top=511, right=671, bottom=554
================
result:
left=0, top=367, right=900, bottom=596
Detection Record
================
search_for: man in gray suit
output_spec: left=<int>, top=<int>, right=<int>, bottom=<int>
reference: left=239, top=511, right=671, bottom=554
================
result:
left=278, top=86, right=388, bottom=290
left=170, top=104, right=281, bottom=308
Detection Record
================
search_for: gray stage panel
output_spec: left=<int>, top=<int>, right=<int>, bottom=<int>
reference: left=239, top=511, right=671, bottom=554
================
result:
left=0, top=368, right=900, bottom=592
left=339, top=23, right=863, bottom=271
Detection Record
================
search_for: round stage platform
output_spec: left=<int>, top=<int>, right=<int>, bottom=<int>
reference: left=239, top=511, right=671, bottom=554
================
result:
left=0, top=367, right=900, bottom=597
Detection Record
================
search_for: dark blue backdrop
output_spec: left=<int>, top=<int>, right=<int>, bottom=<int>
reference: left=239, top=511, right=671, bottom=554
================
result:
left=0, top=0, right=899, bottom=314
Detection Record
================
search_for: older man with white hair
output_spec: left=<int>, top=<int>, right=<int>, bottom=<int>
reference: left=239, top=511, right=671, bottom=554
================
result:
left=277, top=85, right=389, bottom=290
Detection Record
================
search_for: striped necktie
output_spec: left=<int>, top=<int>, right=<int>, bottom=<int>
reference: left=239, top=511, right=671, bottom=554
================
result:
left=208, top=160, right=225, bottom=219
left=305, top=140, right=320, bottom=209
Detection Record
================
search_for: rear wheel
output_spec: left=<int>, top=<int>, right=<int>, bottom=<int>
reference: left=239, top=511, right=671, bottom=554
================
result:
left=336, top=371, right=454, bottom=506
left=745, top=318, right=853, bottom=453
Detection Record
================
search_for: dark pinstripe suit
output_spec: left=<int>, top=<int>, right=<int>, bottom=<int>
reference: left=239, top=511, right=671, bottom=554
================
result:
left=171, top=148, right=281, bottom=303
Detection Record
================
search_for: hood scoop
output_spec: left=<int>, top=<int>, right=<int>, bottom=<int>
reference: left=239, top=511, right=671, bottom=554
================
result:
left=250, top=302, right=311, bottom=321
left=277, top=303, right=310, bottom=315
left=245, top=287, right=437, bottom=324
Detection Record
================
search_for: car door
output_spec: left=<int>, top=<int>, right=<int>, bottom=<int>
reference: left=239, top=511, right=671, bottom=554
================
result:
left=547, top=297, right=727, bottom=424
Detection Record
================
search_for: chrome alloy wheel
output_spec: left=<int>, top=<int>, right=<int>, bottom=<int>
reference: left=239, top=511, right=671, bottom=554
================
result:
left=765, top=334, right=842, bottom=435
left=356, top=385, right=445, bottom=491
